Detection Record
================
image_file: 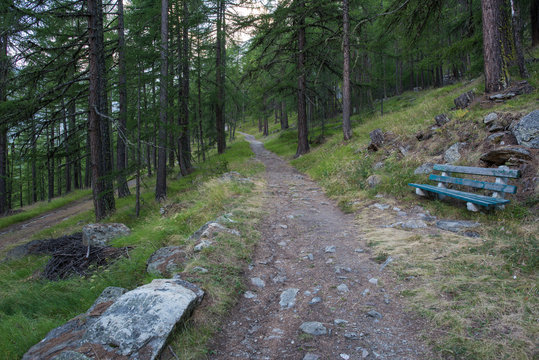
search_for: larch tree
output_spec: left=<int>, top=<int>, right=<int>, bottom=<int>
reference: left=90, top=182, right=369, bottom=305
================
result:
left=156, top=0, right=169, bottom=201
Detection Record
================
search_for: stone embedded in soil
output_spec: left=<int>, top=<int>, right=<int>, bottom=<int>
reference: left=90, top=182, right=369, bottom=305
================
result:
left=51, top=351, right=90, bottom=360
left=251, top=277, right=266, bottom=288
left=454, top=90, right=474, bottom=109
left=334, top=319, right=348, bottom=325
left=483, top=112, right=498, bottom=125
left=82, top=223, right=131, bottom=247
left=480, top=146, right=532, bottom=165
left=300, top=322, right=327, bottom=336
left=303, top=354, right=321, bottom=360
left=392, top=219, right=427, bottom=229
left=436, top=220, right=480, bottom=233
left=368, top=278, right=378, bottom=285
left=367, top=310, right=383, bottom=319
left=434, top=113, right=450, bottom=126
left=344, top=332, right=359, bottom=340
left=188, top=219, right=240, bottom=242
left=279, top=288, right=299, bottom=309
left=362, top=349, right=370, bottom=358
left=244, top=291, right=257, bottom=299
left=309, top=297, right=322, bottom=305
left=146, top=246, right=186, bottom=276
left=414, top=163, right=434, bottom=175
left=194, top=239, right=213, bottom=252
left=366, top=174, right=382, bottom=188
left=511, top=110, right=539, bottom=148
left=337, top=284, right=349, bottom=293
left=443, top=142, right=464, bottom=164
left=340, top=354, right=350, bottom=360
left=325, top=245, right=336, bottom=253
left=272, top=275, right=287, bottom=284
left=354, top=248, right=365, bottom=253
left=371, top=203, right=390, bottom=211
left=192, top=266, right=208, bottom=273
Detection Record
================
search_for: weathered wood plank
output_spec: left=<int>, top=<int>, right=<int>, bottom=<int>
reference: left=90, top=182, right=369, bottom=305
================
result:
left=433, top=164, right=520, bottom=178
left=408, top=183, right=510, bottom=207
left=429, top=175, right=517, bottom=194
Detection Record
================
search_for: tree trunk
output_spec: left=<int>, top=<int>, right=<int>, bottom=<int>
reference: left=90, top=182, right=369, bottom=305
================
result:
left=117, top=0, right=130, bottom=198
left=178, top=0, right=192, bottom=175
left=295, top=0, right=309, bottom=157
left=136, top=62, right=142, bottom=217
left=68, top=98, right=80, bottom=189
left=156, top=0, right=168, bottom=201
left=61, top=102, right=71, bottom=194
left=88, top=0, right=115, bottom=220
left=216, top=0, right=226, bottom=154
left=342, top=0, right=351, bottom=140
left=532, top=0, right=539, bottom=47
left=481, top=0, right=509, bottom=92
left=281, top=101, right=289, bottom=130
left=0, top=34, right=8, bottom=214
left=197, top=36, right=205, bottom=162
left=511, top=0, right=529, bottom=78
left=48, top=121, right=55, bottom=201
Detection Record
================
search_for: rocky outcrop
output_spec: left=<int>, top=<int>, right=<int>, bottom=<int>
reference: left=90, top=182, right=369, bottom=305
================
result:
left=147, top=246, right=186, bottom=276
left=82, top=223, right=131, bottom=247
left=480, top=146, right=532, bottom=165
left=367, top=129, right=384, bottom=151
left=444, top=143, right=464, bottom=164
left=511, top=110, right=539, bottom=149
left=434, top=114, right=450, bottom=126
left=483, top=112, right=498, bottom=125
left=414, top=163, right=434, bottom=175
left=454, top=91, right=474, bottom=109
left=23, top=279, right=204, bottom=360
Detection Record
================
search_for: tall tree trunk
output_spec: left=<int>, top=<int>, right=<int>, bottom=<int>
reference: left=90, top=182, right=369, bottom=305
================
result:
left=481, top=0, right=509, bottom=92
left=61, top=102, right=71, bottom=194
left=136, top=61, right=142, bottom=217
left=178, top=0, right=192, bottom=175
left=68, top=98, right=80, bottom=189
left=48, top=122, right=55, bottom=201
left=281, top=101, right=289, bottom=130
left=32, top=117, right=37, bottom=202
left=532, top=0, right=539, bottom=47
left=342, top=0, right=351, bottom=140
left=117, top=0, right=130, bottom=198
left=215, top=0, right=226, bottom=154
left=197, top=36, right=205, bottom=162
left=88, top=0, right=115, bottom=220
left=511, top=0, right=529, bottom=78
left=156, top=0, right=168, bottom=201
left=0, top=34, right=8, bottom=214
left=295, top=0, right=309, bottom=157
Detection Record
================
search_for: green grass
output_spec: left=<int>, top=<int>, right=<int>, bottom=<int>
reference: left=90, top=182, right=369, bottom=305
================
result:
left=0, top=189, right=92, bottom=230
left=0, top=140, right=265, bottom=359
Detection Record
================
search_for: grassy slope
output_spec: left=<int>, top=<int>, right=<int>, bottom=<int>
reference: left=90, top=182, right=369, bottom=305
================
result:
left=239, top=71, right=538, bottom=358
left=0, top=139, right=265, bottom=359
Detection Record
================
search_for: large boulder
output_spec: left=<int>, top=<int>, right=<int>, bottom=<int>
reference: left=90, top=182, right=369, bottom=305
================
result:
left=454, top=91, right=474, bottom=109
left=147, top=246, right=186, bottom=276
left=480, top=146, right=532, bottom=165
left=444, top=143, right=464, bottom=164
left=511, top=110, right=539, bottom=148
left=23, top=279, right=204, bottom=360
left=82, top=223, right=130, bottom=247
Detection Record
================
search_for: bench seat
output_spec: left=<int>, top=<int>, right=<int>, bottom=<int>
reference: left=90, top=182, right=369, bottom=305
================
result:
left=408, top=183, right=510, bottom=207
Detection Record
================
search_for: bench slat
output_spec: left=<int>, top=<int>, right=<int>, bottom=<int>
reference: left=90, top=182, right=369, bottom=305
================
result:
left=429, top=175, right=517, bottom=194
left=433, top=164, right=520, bottom=178
left=408, top=183, right=510, bottom=207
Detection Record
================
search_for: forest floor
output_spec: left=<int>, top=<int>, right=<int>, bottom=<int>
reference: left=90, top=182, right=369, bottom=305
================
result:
left=210, top=133, right=433, bottom=360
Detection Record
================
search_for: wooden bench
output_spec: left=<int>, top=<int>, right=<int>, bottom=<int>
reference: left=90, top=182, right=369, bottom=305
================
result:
left=409, top=164, right=520, bottom=211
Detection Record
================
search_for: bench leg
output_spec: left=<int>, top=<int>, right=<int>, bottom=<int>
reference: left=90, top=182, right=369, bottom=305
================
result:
left=415, top=188, right=426, bottom=196
left=466, top=202, right=480, bottom=212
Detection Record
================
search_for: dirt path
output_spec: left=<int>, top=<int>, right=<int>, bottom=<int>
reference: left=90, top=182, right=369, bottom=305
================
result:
left=210, top=134, right=432, bottom=360
left=0, top=198, right=93, bottom=253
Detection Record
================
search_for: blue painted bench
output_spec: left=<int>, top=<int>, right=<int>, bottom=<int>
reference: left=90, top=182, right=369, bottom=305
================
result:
left=409, top=164, right=520, bottom=211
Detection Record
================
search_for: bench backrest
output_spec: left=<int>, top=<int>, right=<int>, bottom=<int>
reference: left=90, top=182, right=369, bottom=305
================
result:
left=431, top=164, right=519, bottom=195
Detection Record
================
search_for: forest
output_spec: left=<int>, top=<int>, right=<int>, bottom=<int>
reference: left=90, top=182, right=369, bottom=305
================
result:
left=1, top=0, right=536, bottom=219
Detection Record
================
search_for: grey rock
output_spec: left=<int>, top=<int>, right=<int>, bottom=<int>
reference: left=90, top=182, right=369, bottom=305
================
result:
left=362, top=349, right=370, bottom=358
left=51, top=351, right=90, bottom=360
left=87, top=286, right=127, bottom=313
left=361, top=288, right=370, bottom=296
left=147, top=246, right=186, bottom=276
left=366, top=175, right=382, bottom=188
left=367, top=310, right=383, bottom=319
left=82, top=223, right=130, bottom=247
left=399, top=145, right=411, bottom=156
left=483, top=112, right=498, bottom=125
left=371, top=203, right=390, bottom=211
left=192, top=266, right=209, bottom=274
left=489, top=92, right=516, bottom=101
left=511, top=110, right=539, bottom=148
left=397, top=220, right=427, bottom=229
left=300, top=322, right=327, bottom=336
left=309, top=297, right=322, bottom=305
left=344, top=332, right=359, bottom=340
left=337, top=284, right=349, bottom=293
left=188, top=220, right=240, bottom=242
left=335, top=266, right=352, bottom=274
left=368, top=129, right=384, bottom=151
left=379, top=256, right=394, bottom=271
left=435, top=114, right=450, bottom=126
left=414, top=163, right=434, bottom=175
left=220, top=171, right=253, bottom=184
left=480, top=146, right=532, bottom=165
left=272, top=275, right=287, bottom=284
left=194, top=239, right=213, bottom=252
left=454, top=91, right=474, bottom=109
left=305, top=253, right=314, bottom=261
left=303, top=354, right=321, bottom=360
left=251, top=277, right=265, bottom=288
left=325, top=245, right=336, bottom=253
left=368, top=278, right=378, bottom=285
left=487, top=132, right=505, bottom=143
left=373, top=161, right=384, bottom=170
left=244, top=291, right=257, bottom=299
left=436, top=220, right=480, bottom=233
left=488, top=122, right=505, bottom=132
left=340, top=354, right=351, bottom=360
left=334, top=319, right=348, bottom=325
left=444, top=142, right=464, bottom=164
left=354, top=248, right=365, bottom=253
left=279, top=288, right=299, bottom=309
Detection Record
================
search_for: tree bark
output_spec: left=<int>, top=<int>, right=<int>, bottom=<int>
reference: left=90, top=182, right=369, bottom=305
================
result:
left=511, top=0, right=529, bottom=78
left=295, top=0, right=309, bottom=157
left=216, top=0, right=226, bottom=154
left=481, top=0, right=509, bottom=92
left=342, top=0, right=351, bottom=140
left=0, top=34, right=8, bottom=214
left=532, top=0, right=539, bottom=47
left=61, top=102, right=71, bottom=194
left=156, top=0, right=168, bottom=201
left=116, top=0, right=130, bottom=198
left=88, top=0, right=115, bottom=220
left=178, top=0, right=192, bottom=175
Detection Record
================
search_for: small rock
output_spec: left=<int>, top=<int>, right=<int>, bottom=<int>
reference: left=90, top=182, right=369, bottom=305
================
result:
left=251, top=277, right=265, bottom=288
left=488, top=122, right=505, bottom=132
left=511, top=110, right=539, bottom=148
left=305, top=253, right=314, bottom=261
left=244, top=291, right=257, bottom=299
left=487, top=132, right=505, bottom=143
left=192, top=266, right=208, bottom=274
left=434, top=114, right=450, bottom=126
left=309, top=297, right=322, bottom=305
left=383, top=295, right=391, bottom=304
left=368, top=129, right=384, bottom=151
left=325, top=245, right=336, bottom=253
left=340, top=354, right=350, bottom=360
left=367, top=310, right=383, bottom=319
left=334, top=319, right=348, bottom=325
left=372, top=162, right=384, bottom=170
left=344, top=332, right=359, bottom=340
left=366, top=175, right=382, bottom=188
left=444, top=142, right=464, bottom=164
left=272, top=275, right=287, bottom=284
left=278, top=241, right=287, bottom=247
left=483, top=112, right=498, bottom=125
left=480, top=146, right=532, bottom=165
left=371, top=203, right=390, bottom=211
left=279, top=288, right=299, bottom=309
left=337, top=284, right=349, bottom=293
left=303, top=354, right=320, bottom=360
left=361, top=288, right=370, bottom=296
left=362, top=349, right=370, bottom=358
left=193, top=240, right=213, bottom=252
left=368, top=278, right=378, bottom=285
left=300, top=322, right=327, bottom=336
left=414, top=163, right=434, bottom=175
left=379, top=256, right=394, bottom=271
left=400, top=220, right=427, bottom=229
left=335, top=266, right=352, bottom=274
left=279, top=224, right=288, bottom=229
left=489, top=92, right=516, bottom=101
left=436, top=220, right=480, bottom=233
left=454, top=90, right=474, bottom=109
left=354, top=248, right=365, bottom=253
